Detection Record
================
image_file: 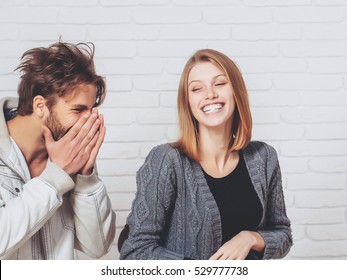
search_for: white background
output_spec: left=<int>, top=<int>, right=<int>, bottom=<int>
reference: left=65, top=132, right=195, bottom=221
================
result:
left=0, top=0, right=346, bottom=260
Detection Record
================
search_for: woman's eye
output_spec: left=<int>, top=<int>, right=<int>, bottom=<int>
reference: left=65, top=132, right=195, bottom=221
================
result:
left=191, top=88, right=201, bottom=92
left=215, top=82, right=226, bottom=87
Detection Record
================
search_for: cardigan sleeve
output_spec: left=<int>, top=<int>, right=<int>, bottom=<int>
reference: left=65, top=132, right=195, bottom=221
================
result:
left=119, top=144, right=184, bottom=260
left=257, top=144, right=293, bottom=259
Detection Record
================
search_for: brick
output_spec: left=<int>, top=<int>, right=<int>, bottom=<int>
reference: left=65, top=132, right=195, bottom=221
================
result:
left=89, top=25, right=159, bottom=41
left=108, top=192, right=136, bottom=211
left=281, top=107, right=347, bottom=124
left=134, top=74, right=180, bottom=91
left=138, top=41, right=207, bottom=58
left=286, top=173, right=346, bottom=190
left=310, top=157, right=347, bottom=173
left=233, top=24, right=302, bottom=41
left=252, top=124, right=304, bottom=141
left=313, top=0, right=347, bottom=5
left=296, top=191, right=347, bottom=209
left=136, top=108, right=177, bottom=124
left=281, top=140, right=347, bottom=157
left=249, top=91, right=300, bottom=107
left=29, top=0, right=97, bottom=6
left=104, top=92, right=159, bottom=108
left=283, top=190, right=295, bottom=208
left=19, top=25, right=87, bottom=41
left=99, top=175, right=136, bottom=193
left=275, top=74, right=343, bottom=91
left=115, top=211, right=131, bottom=228
left=101, top=76, right=132, bottom=92
left=309, top=58, right=347, bottom=74
left=133, top=7, right=201, bottom=24
left=275, top=7, right=344, bottom=23
left=243, top=74, right=272, bottom=90
left=307, top=224, right=347, bottom=241
left=160, top=91, right=178, bottom=108
left=99, top=142, right=140, bottom=160
left=251, top=108, right=281, bottom=124
left=100, top=0, right=170, bottom=6
left=0, top=25, right=19, bottom=40
left=59, top=8, right=131, bottom=24
left=160, top=25, right=230, bottom=40
left=0, top=8, right=58, bottom=23
left=93, top=42, right=136, bottom=58
left=105, top=125, right=165, bottom=142
left=172, top=0, right=236, bottom=6
left=280, top=157, right=308, bottom=174
left=207, top=42, right=279, bottom=57
left=204, top=7, right=272, bottom=23
left=304, top=23, right=347, bottom=40
left=244, top=0, right=310, bottom=6
left=306, top=123, right=347, bottom=140
left=97, top=159, right=143, bottom=176
left=290, top=224, right=306, bottom=241
left=238, top=57, right=307, bottom=74
left=165, top=125, right=179, bottom=142
left=301, top=90, right=347, bottom=106
left=101, top=108, right=136, bottom=125
left=165, top=58, right=187, bottom=75
left=289, top=240, right=347, bottom=258
left=0, top=75, right=19, bottom=91
left=0, top=59, right=18, bottom=74
left=281, top=41, right=347, bottom=57
left=0, top=0, right=25, bottom=6
left=99, top=58, right=163, bottom=75
left=287, top=208, right=345, bottom=225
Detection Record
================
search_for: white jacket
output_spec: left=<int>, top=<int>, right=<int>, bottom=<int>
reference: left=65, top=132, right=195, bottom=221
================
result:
left=0, top=97, right=116, bottom=259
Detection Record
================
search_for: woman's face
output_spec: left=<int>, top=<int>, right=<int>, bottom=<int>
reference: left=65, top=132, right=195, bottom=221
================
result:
left=187, top=62, right=235, bottom=130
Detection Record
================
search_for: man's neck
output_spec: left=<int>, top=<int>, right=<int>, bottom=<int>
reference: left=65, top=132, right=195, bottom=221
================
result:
left=7, top=114, right=48, bottom=166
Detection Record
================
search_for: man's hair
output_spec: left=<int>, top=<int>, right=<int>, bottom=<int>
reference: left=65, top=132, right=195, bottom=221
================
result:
left=173, top=49, right=252, bottom=161
left=15, top=41, right=106, bottom=115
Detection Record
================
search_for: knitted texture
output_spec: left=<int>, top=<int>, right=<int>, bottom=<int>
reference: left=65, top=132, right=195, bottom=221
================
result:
left=120, top=141, right=292, bottom=260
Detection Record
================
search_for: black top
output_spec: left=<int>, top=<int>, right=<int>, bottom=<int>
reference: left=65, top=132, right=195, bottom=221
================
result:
left=202, top=152, right=263, bottom=259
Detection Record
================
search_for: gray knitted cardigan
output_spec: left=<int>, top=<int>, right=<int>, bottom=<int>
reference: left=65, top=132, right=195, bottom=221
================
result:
left=120, top=141, right=292, bottom=260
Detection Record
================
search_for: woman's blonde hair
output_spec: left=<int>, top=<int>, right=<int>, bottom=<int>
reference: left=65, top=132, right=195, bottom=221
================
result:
left=173, top=49, right=252, bottom=161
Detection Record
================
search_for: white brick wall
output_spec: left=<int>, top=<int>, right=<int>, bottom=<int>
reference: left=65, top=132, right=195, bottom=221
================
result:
left=0, top=0, right=346, bottom=260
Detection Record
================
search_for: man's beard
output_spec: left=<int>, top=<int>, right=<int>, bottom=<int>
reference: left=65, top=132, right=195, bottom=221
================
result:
left=43, top=111, right=66, bottom=141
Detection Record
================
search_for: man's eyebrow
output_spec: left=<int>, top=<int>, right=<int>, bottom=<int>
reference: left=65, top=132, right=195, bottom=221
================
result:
left=70, top=104, right=92, bottom=111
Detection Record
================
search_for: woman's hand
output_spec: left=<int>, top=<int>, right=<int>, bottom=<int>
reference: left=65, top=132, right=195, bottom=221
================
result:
left=209, top=231, right=265, bottom=260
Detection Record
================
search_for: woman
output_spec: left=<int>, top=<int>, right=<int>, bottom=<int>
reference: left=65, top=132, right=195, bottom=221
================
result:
left=120, top=49, right=292, bottom=260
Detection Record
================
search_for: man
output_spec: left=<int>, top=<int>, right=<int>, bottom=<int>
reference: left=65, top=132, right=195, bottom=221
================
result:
left=0, top=41, right=116, bottom=259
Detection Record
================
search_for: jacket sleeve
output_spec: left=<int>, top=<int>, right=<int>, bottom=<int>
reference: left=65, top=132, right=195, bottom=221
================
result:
left=257, top=145, right=293, bottom=259
left=120, top=145, right=184, bottom=260
left=0, top=161, right=75, bottom=259
left=71, top=166, right=116, bottom=259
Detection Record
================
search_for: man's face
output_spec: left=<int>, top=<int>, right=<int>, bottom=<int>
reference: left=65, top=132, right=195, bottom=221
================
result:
left=44, top=84, right=97, bottom=141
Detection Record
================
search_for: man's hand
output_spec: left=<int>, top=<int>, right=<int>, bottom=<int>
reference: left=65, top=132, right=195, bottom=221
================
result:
left=80, top=112, right=106, bottom=175
left=42, top=111, right=101, bottom=176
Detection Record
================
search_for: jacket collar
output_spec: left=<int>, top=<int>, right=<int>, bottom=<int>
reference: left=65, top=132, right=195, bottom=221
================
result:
left=0, top=97, right=19, bottom=159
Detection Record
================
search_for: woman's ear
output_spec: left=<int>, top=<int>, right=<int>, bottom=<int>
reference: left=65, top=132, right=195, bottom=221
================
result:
left=32, top=95, right=48, bottom=118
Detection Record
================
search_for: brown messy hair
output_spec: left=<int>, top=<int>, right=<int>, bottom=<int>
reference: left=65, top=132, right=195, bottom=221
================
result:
left=15, top=40, right=106, bottom=115
left=173, top=49, right=252, bottom=161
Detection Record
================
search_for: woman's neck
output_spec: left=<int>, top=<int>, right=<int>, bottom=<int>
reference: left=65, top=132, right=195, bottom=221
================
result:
left=198, top=125, right=239, bottom=178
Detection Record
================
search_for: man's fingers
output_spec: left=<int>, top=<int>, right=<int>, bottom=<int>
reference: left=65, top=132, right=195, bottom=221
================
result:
left=65, top=113, right=91, bottom=141
left=41, top=125, right=54, bottom=145
left=72, top=112, right=99, bottom=145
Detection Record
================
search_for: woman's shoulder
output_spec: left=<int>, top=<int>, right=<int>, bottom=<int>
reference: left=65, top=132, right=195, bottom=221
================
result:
left=143, top=143, right=186, bottom=166
left=243, top=141, right=279, bottom=166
